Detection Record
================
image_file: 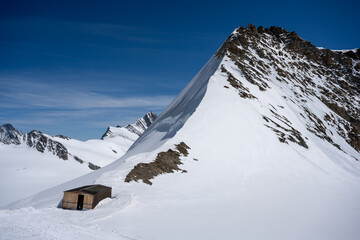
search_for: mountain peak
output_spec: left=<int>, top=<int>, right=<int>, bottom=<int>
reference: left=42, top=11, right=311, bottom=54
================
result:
left=101, top=111, right=157, bottom=140
left=215, top=24, right=360, bottom=152
left=220, top=24, right=359, bottom=74
left=127, top=111, right=157, bottom=136
left=0, top=123, right=23, bottom=145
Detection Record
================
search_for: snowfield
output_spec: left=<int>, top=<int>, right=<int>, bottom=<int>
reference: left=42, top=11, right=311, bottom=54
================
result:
left=1, top=26, right=360, bottom=240
left=53, top=137, right=128, bottom=167
left=0, top=113, right=155, bottom=206
left=0, top=144, right=90, bottom=207
left=0, top=135, right=127, bottom=207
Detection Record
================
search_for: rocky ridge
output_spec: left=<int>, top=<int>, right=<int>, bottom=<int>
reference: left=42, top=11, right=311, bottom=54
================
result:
left=0, top=112, right=157, bottom=169
left=24, top=130, right=69, bottom=160
left=101, top=111, right=157, bottom=139
left=0, top=125, right=70, bottom=161
left=217, top=24, right=359, bottom=154
left=0, top=124, right=23, bottom=145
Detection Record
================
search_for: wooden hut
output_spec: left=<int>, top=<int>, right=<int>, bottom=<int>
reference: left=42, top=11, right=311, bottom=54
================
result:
left=62, top=184, right=112, bottom=210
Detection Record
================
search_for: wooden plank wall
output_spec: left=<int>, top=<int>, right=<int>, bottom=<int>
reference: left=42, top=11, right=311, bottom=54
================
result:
left=62, top=192, right=94, bottom=209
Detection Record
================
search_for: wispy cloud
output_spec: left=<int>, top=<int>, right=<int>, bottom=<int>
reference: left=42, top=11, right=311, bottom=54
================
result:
left=0, top=77, right=174, bottom=109
left=0, top=19, right=164, bottom=44
left=0, top=76, right=175, bottom=139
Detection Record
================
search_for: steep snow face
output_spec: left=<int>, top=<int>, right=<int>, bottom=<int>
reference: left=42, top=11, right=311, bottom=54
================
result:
left=2, top=25, right=360, bottom=240
left=128, top=56, right=222, bottom=154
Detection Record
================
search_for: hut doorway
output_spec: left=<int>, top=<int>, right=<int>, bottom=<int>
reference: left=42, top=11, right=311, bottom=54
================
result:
left=77, top=195, right=84, bottom=210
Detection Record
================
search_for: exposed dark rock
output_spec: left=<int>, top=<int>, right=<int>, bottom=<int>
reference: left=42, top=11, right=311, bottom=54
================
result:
left=101, top=127, right=112, bottom=140
left=74, top=156, right=84, bottom=164
left=344, top=49, right=360, bottom=60
left=221, top=64, right=257, bottom=99
left=125, top=142, right=191, bottom=185
left=321, top=99, right=360, bottom=152
left=303, top=107, right=342, bottom=150
left=55, top=135, right=71, bottom=140
left=24, top=130, right=69, bottom=160
left=263, top=116, right=308, bottom=149
left=247, top=23, right=257, bottom=34
left=88, top=162, right=100, bottom=170
left=175, top=142, right=190, bottom=157
left=216, top=24, right=359, bottom=153
left=0, top=123, right=23, bottom=145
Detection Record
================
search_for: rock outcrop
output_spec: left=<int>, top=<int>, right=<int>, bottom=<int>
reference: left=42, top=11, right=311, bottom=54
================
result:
left=24, top=130, right=69, bottom=160
left=0, top=124, right=23, bottom=145
left=217, top=24, right=360, bottom=152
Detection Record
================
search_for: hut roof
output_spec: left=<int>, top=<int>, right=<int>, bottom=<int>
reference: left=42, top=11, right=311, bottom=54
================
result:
left=64, top=184, right=111, bottom=195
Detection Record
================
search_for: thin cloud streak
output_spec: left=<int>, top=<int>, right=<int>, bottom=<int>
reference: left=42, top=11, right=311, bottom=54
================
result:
left=0, top=78, right=175, bottom=109
left=1, top=19, right=164, bottom=43
left=0, top=77, right=174, bottom=139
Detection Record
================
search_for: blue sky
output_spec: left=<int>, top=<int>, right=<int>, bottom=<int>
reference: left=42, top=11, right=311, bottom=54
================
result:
left=1, top=0, right=359, bottom=140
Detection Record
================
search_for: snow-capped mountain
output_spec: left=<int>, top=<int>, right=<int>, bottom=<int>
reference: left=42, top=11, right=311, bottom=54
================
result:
left=0, top=124, right=110, bottom=170
left=101, top=111, right=157, bottom=146
left=0, top=123, right=23, bottom=145
left=0, top=112, right=157, bottom=206
left=25, top=130, right=69, bottom=160
left=0, top=112, right=157, bottom=169
left=2, top=25, right=360, bottom=240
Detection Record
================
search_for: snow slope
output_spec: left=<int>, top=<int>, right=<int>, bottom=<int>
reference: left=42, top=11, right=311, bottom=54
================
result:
left=0, top=144, right=90, bottom=207
left=0, top=113, right=156, bottom=206
left=52, top=136, right=125, bottom=168
left=1, top=25, right=360, bottom=240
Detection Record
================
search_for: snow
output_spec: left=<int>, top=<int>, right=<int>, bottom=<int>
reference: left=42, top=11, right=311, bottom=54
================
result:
left=0, top=144, right=90, bottom=207
left=1, top=34, right=360, bottom=240
left=332, top=48, right=358, bottom=53
left=0, top=119, right=146, bottom=206
left=53, top=136, right=127, bottom=167
left=100, top=126, right=139, bottom=149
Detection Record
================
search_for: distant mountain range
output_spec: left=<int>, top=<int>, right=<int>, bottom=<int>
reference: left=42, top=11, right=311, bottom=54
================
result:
left=0, top=111, right=157, bottom=169
left=0, top=112, right=157, bottom=206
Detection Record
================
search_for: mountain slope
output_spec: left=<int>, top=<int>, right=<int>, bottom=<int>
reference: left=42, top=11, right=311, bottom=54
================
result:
left=0, top=112, right=156, bottom=206
left=2, top=25, right=360, bottom=240
left=0, top=144, right=90, bottom=207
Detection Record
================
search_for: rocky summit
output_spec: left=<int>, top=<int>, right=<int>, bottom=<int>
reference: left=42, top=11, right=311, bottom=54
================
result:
left=217, top=24, right=360, bottom=153
left=0, top=123, right=23, bottom=145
